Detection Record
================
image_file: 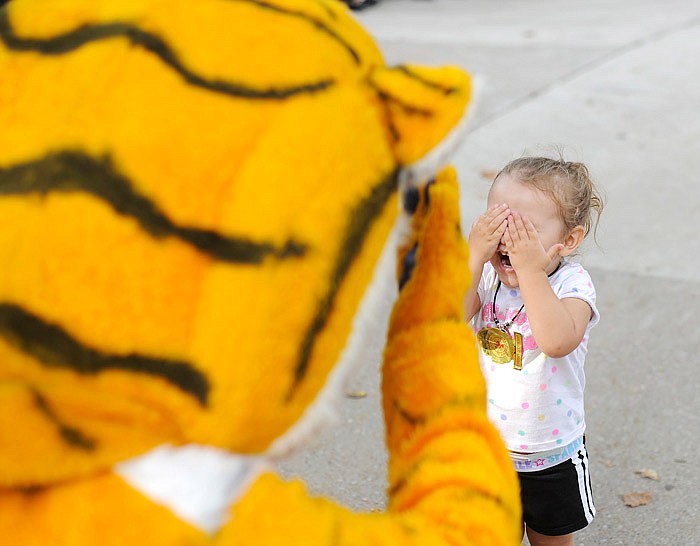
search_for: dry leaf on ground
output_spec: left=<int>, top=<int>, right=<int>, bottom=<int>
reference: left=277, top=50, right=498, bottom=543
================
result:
left=346, top=390, right=367, bottom=399
left=636, top=468, right=660, bottom=480
left=480, top=170, right=498, bottom=180
left=623, top=491, right=652, bottom=507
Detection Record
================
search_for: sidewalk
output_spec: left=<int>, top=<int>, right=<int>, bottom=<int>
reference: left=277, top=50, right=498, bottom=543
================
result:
left=279, top=2, right=700, bottom=544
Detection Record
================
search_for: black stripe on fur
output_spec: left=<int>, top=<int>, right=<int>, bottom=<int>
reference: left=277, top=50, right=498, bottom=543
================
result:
left=288, top=169, right=398, bottom=398
left=0, top=151, right=307, bottom=264
left=0, top=303, right=210, bottom=406
left=0, top=10, right=334, bottom=99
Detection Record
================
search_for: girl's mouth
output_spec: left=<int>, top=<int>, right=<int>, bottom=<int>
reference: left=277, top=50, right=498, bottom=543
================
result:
left=498, top=251, right=512, bottom=269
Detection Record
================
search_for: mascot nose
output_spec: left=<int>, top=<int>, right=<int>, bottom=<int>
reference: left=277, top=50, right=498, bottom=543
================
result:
left=402, top=186, right=420, bottom=215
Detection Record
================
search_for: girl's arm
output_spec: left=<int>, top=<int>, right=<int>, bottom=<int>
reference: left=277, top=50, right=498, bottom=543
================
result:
left=505, top=213, right=591, bottom=357
left=515, top=271, right=592, bottom=357
left=464, top=204, right=510, bottom=322
left=463, top=261, right=482, bottom=323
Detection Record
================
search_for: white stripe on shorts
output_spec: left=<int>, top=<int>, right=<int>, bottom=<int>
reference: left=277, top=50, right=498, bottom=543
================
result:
left=573, top=445, right=596, bottom=523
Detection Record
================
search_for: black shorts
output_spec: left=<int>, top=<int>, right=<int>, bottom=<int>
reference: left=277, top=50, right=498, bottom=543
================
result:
left=518, top=442, right=595, bottom=536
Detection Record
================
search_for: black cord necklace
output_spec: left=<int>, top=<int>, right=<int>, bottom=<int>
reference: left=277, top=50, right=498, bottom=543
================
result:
left=492, top=280, right=524, bottom=334
left=493, top=260, right=563, bottom=331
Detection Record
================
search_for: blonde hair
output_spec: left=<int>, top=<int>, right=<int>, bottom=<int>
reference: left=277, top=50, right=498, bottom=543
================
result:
left=495, top=156, right=604, bottom=241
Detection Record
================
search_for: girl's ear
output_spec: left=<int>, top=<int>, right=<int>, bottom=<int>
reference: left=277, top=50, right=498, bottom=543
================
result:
left=560, top=225, right=585, bottom=256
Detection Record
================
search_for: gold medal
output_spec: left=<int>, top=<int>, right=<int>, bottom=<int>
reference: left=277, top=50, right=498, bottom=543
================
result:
left=479, top=280, right=530, bottom=370
left=477, top=327, right=515, bottom=364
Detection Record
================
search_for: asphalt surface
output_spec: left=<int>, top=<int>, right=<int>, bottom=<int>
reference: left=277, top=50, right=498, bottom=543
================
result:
left=278, top=2, right=700, bottom=544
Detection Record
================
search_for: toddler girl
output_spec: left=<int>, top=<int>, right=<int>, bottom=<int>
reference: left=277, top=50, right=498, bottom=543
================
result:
left=465, top=156, right=604, bottom=546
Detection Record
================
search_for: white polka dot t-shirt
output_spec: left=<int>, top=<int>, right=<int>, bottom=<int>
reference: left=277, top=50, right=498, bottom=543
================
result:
left=473, top=260, right=599, bottom=454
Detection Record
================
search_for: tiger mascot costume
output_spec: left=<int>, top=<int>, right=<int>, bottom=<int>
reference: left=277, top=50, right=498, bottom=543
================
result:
left=0, top=0, right=520, bottom=544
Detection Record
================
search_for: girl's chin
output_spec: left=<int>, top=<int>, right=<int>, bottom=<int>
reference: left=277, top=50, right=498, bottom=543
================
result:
left=495, top=266, right=519, bottom=288
left=498, top=277, right=519, bottom=289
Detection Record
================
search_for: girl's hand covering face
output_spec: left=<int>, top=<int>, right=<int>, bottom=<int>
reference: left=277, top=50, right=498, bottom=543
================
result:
left=469, top=203, right=510, bottom=265
left=504, top=212, right=564, bottom=276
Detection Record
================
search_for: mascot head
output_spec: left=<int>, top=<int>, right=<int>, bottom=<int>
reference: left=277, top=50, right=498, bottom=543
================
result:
left=0, top=0, right=472, bottom=485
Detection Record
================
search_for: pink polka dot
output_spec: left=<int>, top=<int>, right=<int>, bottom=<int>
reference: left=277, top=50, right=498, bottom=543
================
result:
left=552, top=429, right=559, bottom=436
left=521, top=402, right=530, bottom=410
left=520, top=445, right=529, bottom=450
left=551, top=366, right=558, bottom=374
left=539, top=384, right=547, bottom=391
left=491, top=365, right=496, bottom=372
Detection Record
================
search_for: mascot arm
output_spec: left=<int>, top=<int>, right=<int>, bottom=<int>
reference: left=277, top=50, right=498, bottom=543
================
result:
left=0, top=169, right=519, bottom=546
left=220, top=168, right=521, bottom=546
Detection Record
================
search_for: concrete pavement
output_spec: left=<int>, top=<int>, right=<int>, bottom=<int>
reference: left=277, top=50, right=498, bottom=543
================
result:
left=278, top=2, right=700, bottom=544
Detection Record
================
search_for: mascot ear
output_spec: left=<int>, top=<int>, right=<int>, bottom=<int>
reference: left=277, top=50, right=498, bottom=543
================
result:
left=368, top=64, right=472, bottom=168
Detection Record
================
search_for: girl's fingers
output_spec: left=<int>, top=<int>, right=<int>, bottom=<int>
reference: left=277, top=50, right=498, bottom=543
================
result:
left=473, top=204, right=509, bottom=239
left=503, top=224, right=513, bottom=248
left=521, top=216, right=539, bottom=239
left=547, top=243, right=565, bottom=261
left=511, top=212, right=532, bottom=241
left=486, top=205, right=509, bottom=229
left=507, top=213, right=521, bottom=241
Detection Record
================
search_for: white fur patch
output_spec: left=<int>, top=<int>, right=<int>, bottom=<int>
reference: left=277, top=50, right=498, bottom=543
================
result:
left=115, top=444, right=267, bottom=534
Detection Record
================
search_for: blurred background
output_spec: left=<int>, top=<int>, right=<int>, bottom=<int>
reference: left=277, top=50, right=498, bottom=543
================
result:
left=279, top=2, right=700, bottom=544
